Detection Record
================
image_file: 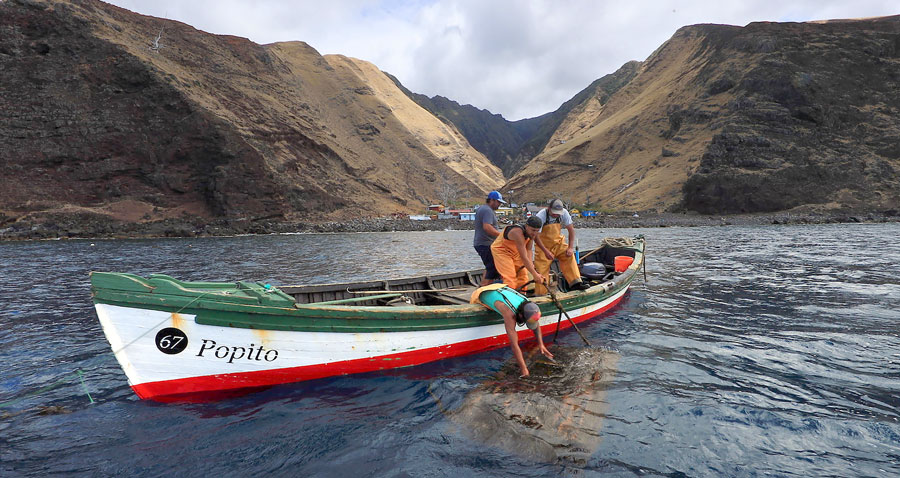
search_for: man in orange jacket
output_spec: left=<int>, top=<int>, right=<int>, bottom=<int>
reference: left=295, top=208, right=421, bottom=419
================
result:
left=490, top=215, right=554, bottom=292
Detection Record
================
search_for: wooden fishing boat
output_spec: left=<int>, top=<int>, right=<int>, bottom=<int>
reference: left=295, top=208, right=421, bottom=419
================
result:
left=90, top=236, right=644, bottom=402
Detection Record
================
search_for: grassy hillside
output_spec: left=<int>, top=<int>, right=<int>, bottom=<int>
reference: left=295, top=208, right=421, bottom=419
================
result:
left=0, top=0, right=502, bottom=232
left=505, top=17, right=900, bottom=214
left=390, top=62, right=640, bottom=177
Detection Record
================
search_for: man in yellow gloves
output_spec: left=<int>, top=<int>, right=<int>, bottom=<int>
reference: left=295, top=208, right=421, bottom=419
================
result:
left=471, top=283, right=553, bottom=377
left=534, top=199, right=589, bottom=294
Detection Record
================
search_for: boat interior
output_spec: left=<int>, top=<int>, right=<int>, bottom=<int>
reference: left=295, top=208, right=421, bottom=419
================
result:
left=280, top=241, right=639, bottom=307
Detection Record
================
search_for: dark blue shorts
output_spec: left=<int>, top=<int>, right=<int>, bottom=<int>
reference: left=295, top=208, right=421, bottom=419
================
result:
left=474, top=245, right=499, bottom=280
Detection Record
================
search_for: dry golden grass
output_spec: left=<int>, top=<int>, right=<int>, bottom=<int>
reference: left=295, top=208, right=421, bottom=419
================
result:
left=47, top=0, right=501, bottom=219
left=506, top=29, right=740, bottom=211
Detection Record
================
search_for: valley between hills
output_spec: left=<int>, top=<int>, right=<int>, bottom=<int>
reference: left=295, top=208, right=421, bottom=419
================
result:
left=1, top=0, right=898, bottom=238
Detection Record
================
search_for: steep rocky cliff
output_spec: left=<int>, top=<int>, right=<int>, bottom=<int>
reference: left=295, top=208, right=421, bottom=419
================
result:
left=506, top=16, right=900, bottom=213
left=0, top=0, right=502, bottom=231
left=3, top=0, right=898, bottom=237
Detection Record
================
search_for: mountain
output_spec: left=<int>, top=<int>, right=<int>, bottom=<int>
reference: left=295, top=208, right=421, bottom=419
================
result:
left=2, top=0, right=898, bottom=236
left=0, top=0, right=502, bottom=230
left=505, top=16, right=900, bottom=213
left=390, top=61, right=640, bottom=177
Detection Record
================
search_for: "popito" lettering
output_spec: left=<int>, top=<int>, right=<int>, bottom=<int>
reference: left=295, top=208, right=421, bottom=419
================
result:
left=196, top=339, right=278, bottom=363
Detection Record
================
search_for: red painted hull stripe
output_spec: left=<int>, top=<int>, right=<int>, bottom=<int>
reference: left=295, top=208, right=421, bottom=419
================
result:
left=131, top=291, right=627, bottom=401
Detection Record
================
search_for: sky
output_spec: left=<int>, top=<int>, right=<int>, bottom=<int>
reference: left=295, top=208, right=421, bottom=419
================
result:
left=106, top=0, right=897, bottom=121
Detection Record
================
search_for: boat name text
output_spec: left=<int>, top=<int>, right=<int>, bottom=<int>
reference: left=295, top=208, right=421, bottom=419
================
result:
left=196, top=339, right=278, bottom=363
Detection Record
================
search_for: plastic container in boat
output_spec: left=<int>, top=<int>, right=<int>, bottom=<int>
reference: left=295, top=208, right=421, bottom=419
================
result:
left=614, top=256, right=634, bottom=273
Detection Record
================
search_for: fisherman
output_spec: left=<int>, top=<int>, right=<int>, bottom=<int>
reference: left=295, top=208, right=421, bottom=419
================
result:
left=491, top=215, right=554, bottom=292
left=534, top=199, right=589, bottom=295
left=473, top=190, right=506, bottom=286
left=471, top=284, right=553, bottom=377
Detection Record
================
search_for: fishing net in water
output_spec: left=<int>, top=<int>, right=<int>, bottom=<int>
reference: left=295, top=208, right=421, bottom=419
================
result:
left=444, top=346, right=619, bottom=465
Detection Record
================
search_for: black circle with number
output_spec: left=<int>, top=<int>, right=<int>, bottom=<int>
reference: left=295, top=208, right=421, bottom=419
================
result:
left=155, top=327, right=189, bottom=355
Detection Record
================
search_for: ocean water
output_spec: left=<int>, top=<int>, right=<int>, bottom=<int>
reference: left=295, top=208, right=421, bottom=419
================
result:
left=1, top=224, right=899, bottom=477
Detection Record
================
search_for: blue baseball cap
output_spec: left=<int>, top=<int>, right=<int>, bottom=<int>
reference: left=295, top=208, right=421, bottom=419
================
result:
left=487, top=191, right=507, bottom=204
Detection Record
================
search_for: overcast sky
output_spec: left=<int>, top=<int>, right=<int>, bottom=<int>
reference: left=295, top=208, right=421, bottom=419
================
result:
left=106, top=0, right=896, bottom=121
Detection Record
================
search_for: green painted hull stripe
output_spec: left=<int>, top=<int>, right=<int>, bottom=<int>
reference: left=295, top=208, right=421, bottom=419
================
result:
left=91, top=280, right=632, bottom=333
left=90, top=242, right=643, bottom=333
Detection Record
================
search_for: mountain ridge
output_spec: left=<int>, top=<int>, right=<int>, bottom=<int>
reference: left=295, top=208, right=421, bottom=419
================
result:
left=0, top=0, right=502, bottom=231
left=388, top=61, right=640, bottom=177
left=504, top=16, right=900, bottom=213
left=1, top=0, right=898, bottom=240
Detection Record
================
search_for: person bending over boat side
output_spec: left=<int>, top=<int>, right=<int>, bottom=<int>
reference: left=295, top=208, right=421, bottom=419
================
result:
left=470, top=284, right=553, bottom=377
left=490, top=215, right=553, bottom=292
left=473, top=191, right=506, bottom=286
left=534, top=199, right=590, bottom=294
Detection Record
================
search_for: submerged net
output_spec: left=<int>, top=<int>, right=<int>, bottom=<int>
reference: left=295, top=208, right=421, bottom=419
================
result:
left=446, top=346, right=619, bottom=465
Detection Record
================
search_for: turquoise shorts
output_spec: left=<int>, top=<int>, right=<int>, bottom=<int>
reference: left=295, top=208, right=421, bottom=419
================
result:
left=478, top=287, right=527, bottom=316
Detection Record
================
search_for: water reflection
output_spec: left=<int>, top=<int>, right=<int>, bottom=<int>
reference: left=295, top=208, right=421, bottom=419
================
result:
left=2, top=224, right=900, bottom=476
left=446, top=346, right=618, bottom=465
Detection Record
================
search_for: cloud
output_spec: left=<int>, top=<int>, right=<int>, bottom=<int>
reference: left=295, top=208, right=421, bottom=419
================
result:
left=107, top=0, right=898, bottom=120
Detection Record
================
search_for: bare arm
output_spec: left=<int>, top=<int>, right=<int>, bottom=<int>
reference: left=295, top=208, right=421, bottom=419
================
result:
left=482, top=221, right=501, bottom=238
left=511, top=229, right=544, bottom=285
left=565, top=224, right=576, bottom=256
left=533, top=323, right=554, bottom=359
left=497, top=301, right=529, bottom=376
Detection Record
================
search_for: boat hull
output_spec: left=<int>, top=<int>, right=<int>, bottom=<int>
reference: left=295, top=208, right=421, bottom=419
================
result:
left=95, top=286, right=630, bottom=402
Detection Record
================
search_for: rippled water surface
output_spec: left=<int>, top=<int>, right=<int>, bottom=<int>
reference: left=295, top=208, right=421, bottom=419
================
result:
left=1, top=224, right=899, bottom=477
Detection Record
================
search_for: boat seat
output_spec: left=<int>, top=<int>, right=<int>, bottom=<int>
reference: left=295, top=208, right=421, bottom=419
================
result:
left=425, top=292, right=471, bottom=306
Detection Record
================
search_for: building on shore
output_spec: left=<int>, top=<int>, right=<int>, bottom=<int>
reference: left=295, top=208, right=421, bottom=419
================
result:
left=524, top=205, right=543, bottom=217
left=446, top=208, right=473, bottom=216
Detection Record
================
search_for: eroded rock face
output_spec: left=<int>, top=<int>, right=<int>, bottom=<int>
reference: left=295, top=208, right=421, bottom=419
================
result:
left=3, top=0, right=897, bottom=236
left=504, top=17, right=900, bottom=214
left=447, top=346, right=619, bottom=465
left=681, top=18, right=900, bottom=213
left=0, top=0, right=287, bottom=222
left=0, top=0, right=501, bottom=233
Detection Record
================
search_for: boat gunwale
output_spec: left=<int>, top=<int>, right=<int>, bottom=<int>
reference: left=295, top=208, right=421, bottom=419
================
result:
left=90, top=239, right=644, bottom=332
left=279, top=269, right=483, bottom=295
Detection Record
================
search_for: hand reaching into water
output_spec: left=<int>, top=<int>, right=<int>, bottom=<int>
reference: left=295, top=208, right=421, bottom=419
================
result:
left=540, top=345, right=554, bottom=360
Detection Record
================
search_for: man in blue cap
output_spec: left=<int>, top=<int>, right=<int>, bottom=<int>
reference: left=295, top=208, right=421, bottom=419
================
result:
left=473, top=190, right=506, bottom=286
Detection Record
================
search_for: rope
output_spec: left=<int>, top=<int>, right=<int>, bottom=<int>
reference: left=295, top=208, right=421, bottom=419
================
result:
left=601, top=237, right=635, bottom=248
left=426, top=382, right=451, bottom=416
left=641, top=236, right=648, bottom=283
left=0, top=290, right=216, bottom=409
left=0, top=369, right=93, bottom=409
left=78, top=369, right=95, bottom=404
left=109, top=290, right=215, bottom=356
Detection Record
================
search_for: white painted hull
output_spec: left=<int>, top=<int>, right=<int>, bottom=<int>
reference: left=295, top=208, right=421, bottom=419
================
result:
left=95, top=286, right=630, bottom=401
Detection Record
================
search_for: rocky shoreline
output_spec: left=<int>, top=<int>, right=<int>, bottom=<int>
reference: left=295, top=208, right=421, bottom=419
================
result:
left=1, top=210, right=897, bottom=241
